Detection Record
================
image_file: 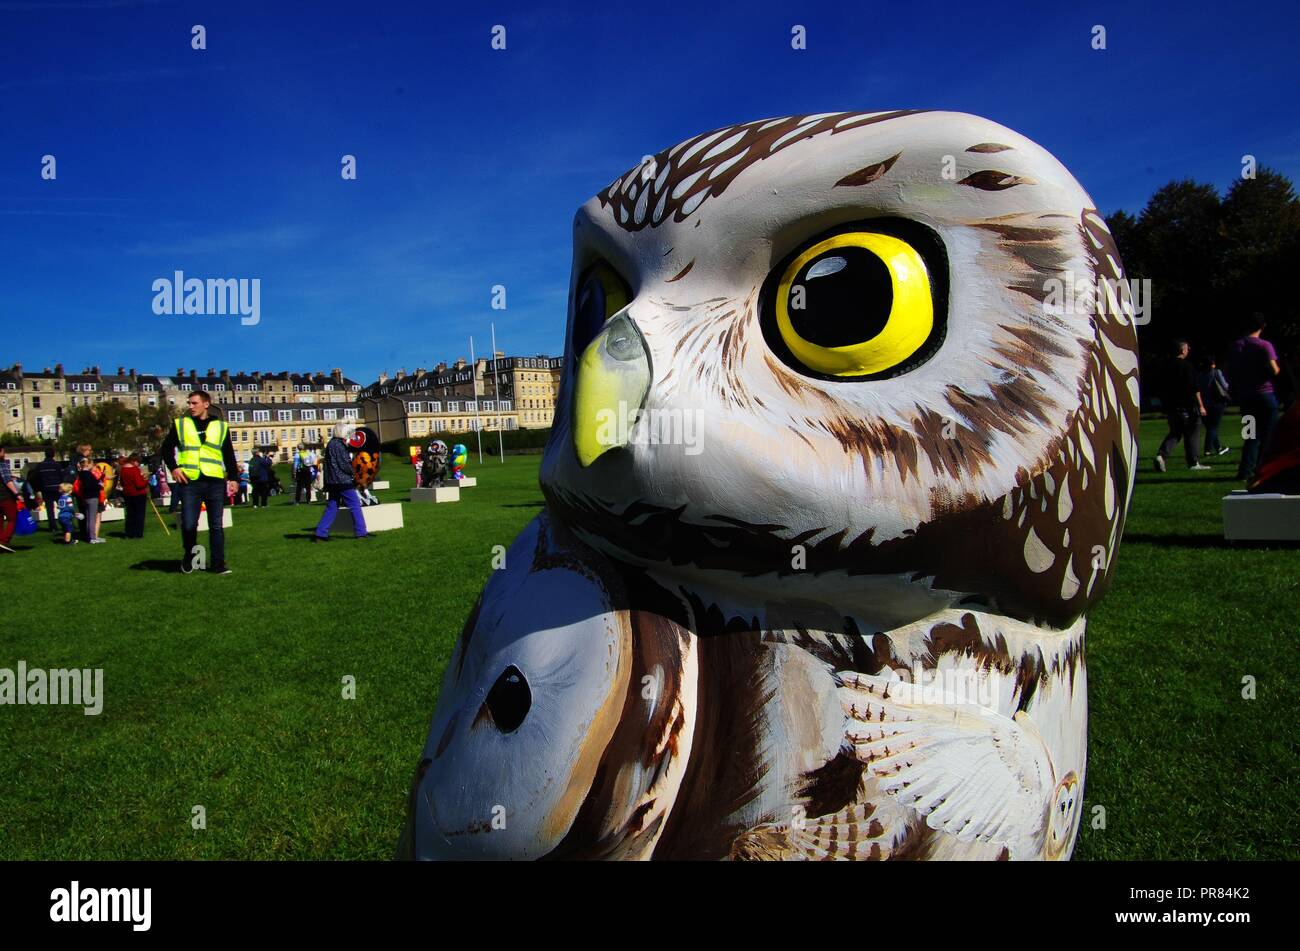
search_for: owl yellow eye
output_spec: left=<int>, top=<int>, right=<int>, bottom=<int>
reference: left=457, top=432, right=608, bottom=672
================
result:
left=573, top=261, right=631, bottom=357
left=771, top=229, right=938, bottom=378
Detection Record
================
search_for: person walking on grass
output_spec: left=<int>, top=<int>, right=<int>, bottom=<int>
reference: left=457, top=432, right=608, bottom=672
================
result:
left=30, top=448, right=65, bottom=533
left=1226, top=313, right=1282, bottom=482
left=118, top=452, right=149, bottom=539
left=0, top=445, right=22, bottom=553
left=1197, top=355, right=1232, bottom=457
left=1155, top=339, right=1211, bottom=473
left=293, top=446, right=314, bottom=505
left=73, top=458, right=102, bottom=544
left=248, top=448, right=272, bottom=508
left=55, top=482, right=79, bottom=544
left=313, top=423, right=369, bottom=543
left=159, top=389, right=239, bottom=575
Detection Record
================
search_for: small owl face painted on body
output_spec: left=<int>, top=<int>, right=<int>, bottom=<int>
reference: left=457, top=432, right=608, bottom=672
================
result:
left=541, top=111, right=1139, bottom=629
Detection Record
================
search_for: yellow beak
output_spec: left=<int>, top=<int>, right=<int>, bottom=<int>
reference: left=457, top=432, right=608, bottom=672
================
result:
left=572, top=312, right=651, bottom=467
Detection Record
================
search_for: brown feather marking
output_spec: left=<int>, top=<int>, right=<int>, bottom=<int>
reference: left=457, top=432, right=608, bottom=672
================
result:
left=835, top=151, right=902, bottom=187
left=959, top=170, right=1036, bottom=191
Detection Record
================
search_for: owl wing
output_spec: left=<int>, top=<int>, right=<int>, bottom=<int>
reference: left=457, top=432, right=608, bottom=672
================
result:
left=835, top=671, right=1055, bottom=851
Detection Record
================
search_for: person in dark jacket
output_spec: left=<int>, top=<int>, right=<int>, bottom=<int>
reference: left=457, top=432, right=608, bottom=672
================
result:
left=118, top=452, right=150, bottom=539
left=313, top=424, right=369, bottom=542
left=248, top=449, right=273, bottom=508
left=30, top=448, right=66, bottom=532
left=1155, top=340, right=1210, bottom=472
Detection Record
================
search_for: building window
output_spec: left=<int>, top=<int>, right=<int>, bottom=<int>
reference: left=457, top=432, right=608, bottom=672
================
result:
left=142, top=383, right=155, bottom=392
left=5, top=382, right=15, bottom=390
left=343, top=408, right=358, bottom=420
left=71, top=383, right=81, bottom=392
left=301, top=409, right=316, bottom=421
left=227, top=411, right=245, bottom=423
left=408, top=401, right=422, bottom=414
left=85, top=383, right=97, bottom=392
left=113, top=383, right=128, bottom=392
left=323, top=409, right=337, bottom=421
left=252, top=410, right=270, bottom=422
left=447, top=401, right=460, bottom=412
left=31, top=396, right=40, bottom=408
left=323, top=384, right=334, bottom=391
left=277, top=410, right=292, bottom=422
left=427, top=401, right=441, bottom=412
left=482, top=400, right=495, bottom=412
left=499, top=400, right=511, bottom=411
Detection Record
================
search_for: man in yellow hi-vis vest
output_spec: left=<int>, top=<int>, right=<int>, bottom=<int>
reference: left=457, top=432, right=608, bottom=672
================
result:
left=159, top=389, right=239, bottom=574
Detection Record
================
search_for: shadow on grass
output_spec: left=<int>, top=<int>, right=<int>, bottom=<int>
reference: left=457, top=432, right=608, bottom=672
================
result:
left=129, top=559, right=181, bottom=573
left=1124, top=532, right=1297, bottom=549
left=502, top=502, right=545, bottom=508
left=1135, top=476, right=1241, bottom=485
left=283, top=532, right=319, bottom=541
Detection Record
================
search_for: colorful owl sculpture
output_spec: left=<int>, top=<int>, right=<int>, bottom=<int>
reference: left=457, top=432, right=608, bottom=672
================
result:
left=401, top=111, right=1139, bottom=861
left=347, top=426, right=382, bottom=506
left=450, top=444, right=467, bottom=481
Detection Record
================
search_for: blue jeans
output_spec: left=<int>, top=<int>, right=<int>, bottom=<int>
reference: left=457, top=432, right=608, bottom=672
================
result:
left=1238, top=393, right=1280, bottom=479
left=179, top=478, right=227, bottom=567
left=315, top=488, right=368, bottom=539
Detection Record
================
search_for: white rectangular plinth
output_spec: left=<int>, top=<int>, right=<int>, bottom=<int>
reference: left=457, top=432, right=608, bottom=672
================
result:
left=101, top=506, right=125, bottom=522
left=174, top=509, right=234, bottom=531
left=457, top=477, right=476, bottom=487
left=329, top=502, right=403, bottom=534
left=410, top=486, right=460, bottom=503
left=372, top=480, right=391, bottom=490
left=1222, top=491, right=1300, bottom=541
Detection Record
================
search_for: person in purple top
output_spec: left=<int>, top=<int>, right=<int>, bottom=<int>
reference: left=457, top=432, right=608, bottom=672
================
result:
left=1226, top=313, right=1282, bottom=481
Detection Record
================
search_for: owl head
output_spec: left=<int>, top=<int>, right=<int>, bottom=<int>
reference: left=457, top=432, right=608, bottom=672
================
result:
left=540, top=111, right=1140, bottom=628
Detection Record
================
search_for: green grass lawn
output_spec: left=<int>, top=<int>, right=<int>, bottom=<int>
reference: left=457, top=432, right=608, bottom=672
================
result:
left=1, top=420, right=1295, bottom=860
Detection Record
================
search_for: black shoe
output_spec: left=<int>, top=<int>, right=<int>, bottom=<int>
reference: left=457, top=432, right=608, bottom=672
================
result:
left=210, top=564, right=232, bottom=575
left=313, top=536, right=327, bottom=543
left=357, top=534, right=371, bottom=540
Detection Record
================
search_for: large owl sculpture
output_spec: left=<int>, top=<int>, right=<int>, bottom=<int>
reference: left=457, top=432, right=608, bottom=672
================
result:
left=400, top=111, right=1140, bottom=861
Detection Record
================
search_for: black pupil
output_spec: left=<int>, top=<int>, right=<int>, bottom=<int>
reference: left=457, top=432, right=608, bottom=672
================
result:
left=788, top=246, right=892, bottom=348
left=485, top=665, right=531, bottom=734
left=573, top=275, right=607, bottom=357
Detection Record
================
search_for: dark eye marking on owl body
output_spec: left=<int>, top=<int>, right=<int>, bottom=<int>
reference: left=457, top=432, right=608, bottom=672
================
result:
left=834, top=151, right=902, bottom=187
left=959, top=170, right=1036, bottom=191
left=966, top=143, right=1015, bottom=154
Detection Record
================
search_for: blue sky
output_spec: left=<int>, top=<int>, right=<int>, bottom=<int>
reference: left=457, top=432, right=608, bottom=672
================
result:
left=1, top=0, right=1296, bottom=384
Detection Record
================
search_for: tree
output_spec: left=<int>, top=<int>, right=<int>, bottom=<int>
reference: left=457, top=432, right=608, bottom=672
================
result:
left=57, top=401, right=176, bottom=457
left=1219, top=168, right=1300, bottom=353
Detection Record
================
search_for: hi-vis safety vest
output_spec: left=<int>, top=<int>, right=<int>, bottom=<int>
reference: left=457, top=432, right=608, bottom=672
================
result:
left=175, top=416, right=229, bottom=480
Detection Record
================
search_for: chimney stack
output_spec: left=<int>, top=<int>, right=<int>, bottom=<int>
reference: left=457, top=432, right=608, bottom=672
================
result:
left=332, top=368, right=343, bottom=383
left=190, top=369, right=197, bottom=380
left=177, top=367, right=185, bottom=378
left=91, top=365, right=100, bottom=376
left=54, top=363, right=63, bottom=375
left=206, top=368, right=215, bottom=377
left=11, top=362, right=20, bottom=374
left=129, top=368, right=136, bottom=378
left=117, top=366, right=125, bottom=375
